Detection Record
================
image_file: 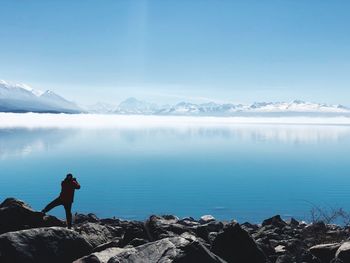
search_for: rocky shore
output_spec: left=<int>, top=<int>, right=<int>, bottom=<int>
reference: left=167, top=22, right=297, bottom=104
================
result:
left=1, top=198, right=350, bottom=263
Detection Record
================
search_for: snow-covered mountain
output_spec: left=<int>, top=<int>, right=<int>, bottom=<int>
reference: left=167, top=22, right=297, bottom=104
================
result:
left=84, top=102, right=115, bottom=114
left=0, top=80, right=82, bottom=113
left=113, top=97, right=160, bottom=114
left=247, top=100, right=349, bottom=113
left=111, top=98, right=350, bottom=116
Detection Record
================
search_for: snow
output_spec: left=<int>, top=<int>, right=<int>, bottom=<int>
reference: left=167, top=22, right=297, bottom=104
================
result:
left=0, top=79, right=43, bottom=96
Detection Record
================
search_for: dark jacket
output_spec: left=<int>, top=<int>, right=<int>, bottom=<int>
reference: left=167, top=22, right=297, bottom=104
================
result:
left=59, top=178, right=80, bottom=203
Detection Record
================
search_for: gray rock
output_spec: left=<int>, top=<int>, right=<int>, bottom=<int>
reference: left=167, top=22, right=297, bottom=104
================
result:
left=190, top=221, right=223, bottom=242
left=145, top=215, right=189, bottom=240
left=119, top=220, right=148, bottom=246
left=100, top=218, right=121, bottom=225
left=179, top=231, right=209, bottom=247
left=208, top=232, right=218, bottom=244
left=310, top=243, right=340, bottom=263
left=0, top=197, right=64, bottom=234
left=93, top=239, right=122, bottom=253
left=211, top=222, right=267, bottom=263
left=202, top=221, right=224, bottom=233
left=75, top=213, right=100, bottom=224
left=0, top=227, right=92, bottom=263
left=74, top=247, right=136, bottom=263
left=178, top=217, right=200, bottom=227
left=275, top=244, right=286, bottom=254
left=108, top=236, right=227, bottom=263
left=200, top=215, right=216, bottom=224
left=127, top=238, right=149, bottom=247
left=75, top=222, right=121, bottom=248
left=262, top=215, right=287, bottom=228
left=304, top=222, right=327, bottom=234
left=162, top=215, right=180, bottom=220
left=256, top=238, right=275, bottom=258
left=289, top=218, right=300, bottom=227
left=241, top=222, right=259, bottom=233
left=335, top=242, right=350, bottom=262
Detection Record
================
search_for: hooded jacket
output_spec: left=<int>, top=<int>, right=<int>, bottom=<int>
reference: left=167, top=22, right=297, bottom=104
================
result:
left=59, top=178, right=80, bottom=203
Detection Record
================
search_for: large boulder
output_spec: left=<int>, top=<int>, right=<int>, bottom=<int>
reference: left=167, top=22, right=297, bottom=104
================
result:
left=0, top=227, right=93, bottom=263
left=0, top=198, right=64, bottom=234
left=335, top=242, right=350, bottom=262
left=75, top=222, right=123, bottom=248
left=108, top=236, right=227, bottom=263
left=310, top=243, right=341, bottom=263
left=211, top=222, right=267, bottom=263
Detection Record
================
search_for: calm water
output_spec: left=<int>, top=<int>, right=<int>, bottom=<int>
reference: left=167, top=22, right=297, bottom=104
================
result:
left=1, top=122, right=350, bottom=223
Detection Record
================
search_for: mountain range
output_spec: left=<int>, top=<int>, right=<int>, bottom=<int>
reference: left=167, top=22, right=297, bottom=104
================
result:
left=1, top=80, right=350, bottom=116
left=95, top=97, right=350, bottom=116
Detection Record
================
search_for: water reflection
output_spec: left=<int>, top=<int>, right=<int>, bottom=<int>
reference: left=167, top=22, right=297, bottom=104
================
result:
left=1, top=124, right=350, bottom=158
left=0, top=129, right=76, bottom=158
left=114, top=125, right=350, bottom=144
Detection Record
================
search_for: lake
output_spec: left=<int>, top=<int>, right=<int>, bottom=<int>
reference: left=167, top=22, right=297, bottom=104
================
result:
left=1, top=114, right=350, bottom=223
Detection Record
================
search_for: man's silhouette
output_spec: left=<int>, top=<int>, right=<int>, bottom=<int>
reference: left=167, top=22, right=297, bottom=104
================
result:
left=42, top=173, right=81, bottom=229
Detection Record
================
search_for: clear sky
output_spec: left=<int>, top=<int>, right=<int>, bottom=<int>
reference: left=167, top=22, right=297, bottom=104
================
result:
left=0, top=0, right=349, bottom=105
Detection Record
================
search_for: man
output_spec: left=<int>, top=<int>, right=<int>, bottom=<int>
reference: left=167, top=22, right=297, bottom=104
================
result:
left=42, top=173, right=81, bottom=229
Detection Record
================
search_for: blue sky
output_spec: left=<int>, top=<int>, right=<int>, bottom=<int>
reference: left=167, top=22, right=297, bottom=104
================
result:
left=0, top=0, right=349, bottom=105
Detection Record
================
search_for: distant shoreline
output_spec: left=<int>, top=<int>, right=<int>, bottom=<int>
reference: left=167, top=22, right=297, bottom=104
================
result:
left=1, top=112, right=350, bottom=129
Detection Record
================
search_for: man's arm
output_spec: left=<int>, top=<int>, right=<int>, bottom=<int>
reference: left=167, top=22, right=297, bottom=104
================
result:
left=72, top=178, right=81, bottom=189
